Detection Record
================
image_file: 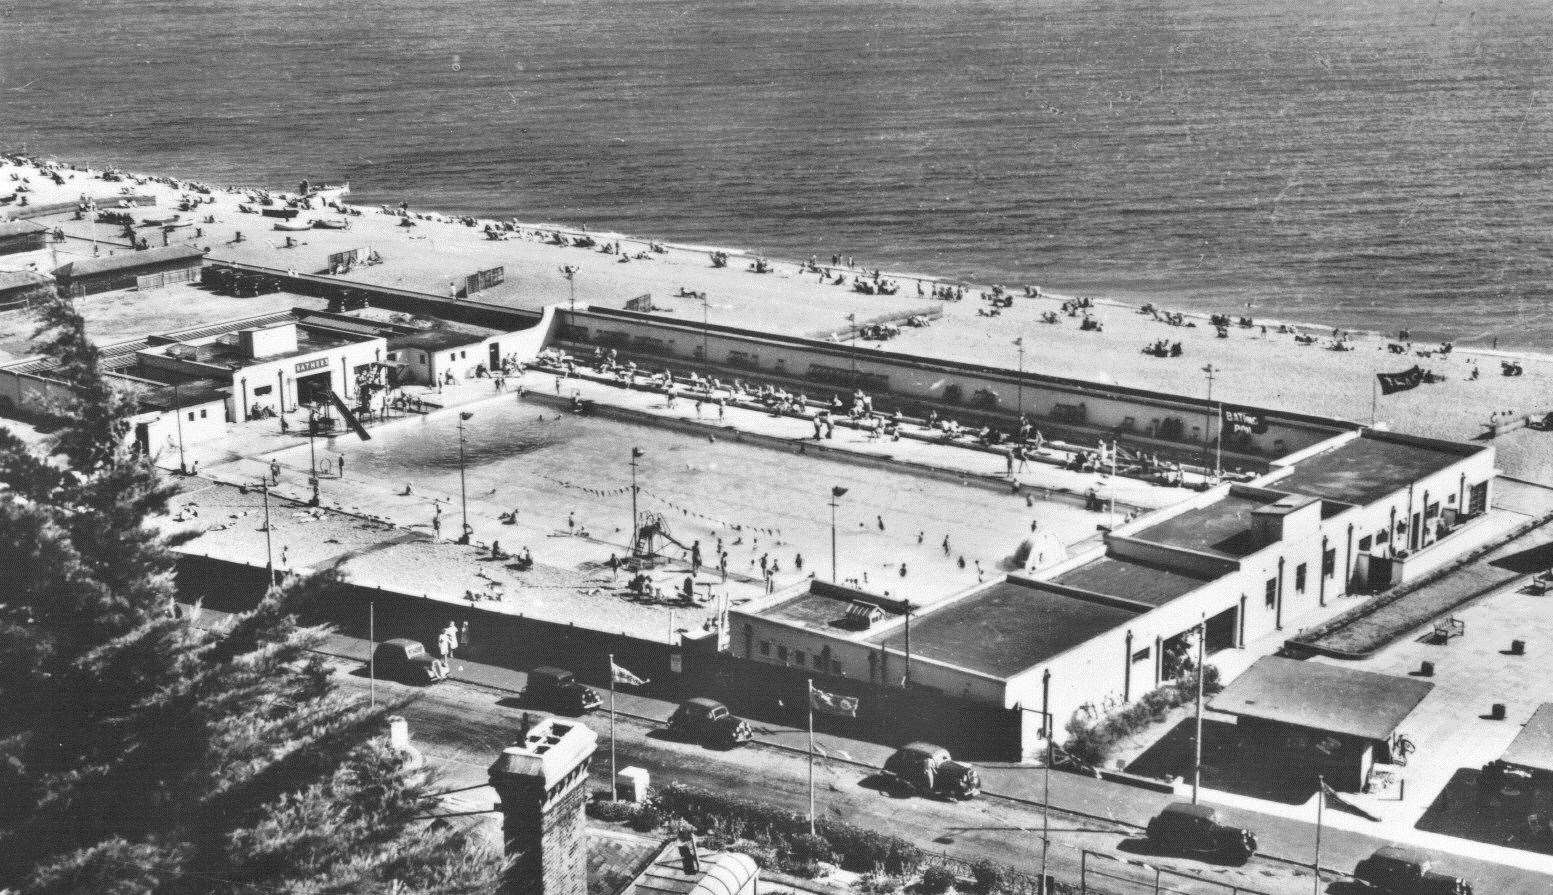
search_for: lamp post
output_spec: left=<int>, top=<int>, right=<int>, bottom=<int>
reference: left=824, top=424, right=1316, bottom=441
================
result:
left=1191, top=614, right=1207, bottom=804
left=258, top=478, right=274, bottom=584
left=630, top=447, right=644, bottom=557
left=560, top=265, right=577, bottom=311
left=1202, top=364, right=1220, bottom=479
left=457, top=411, right=473, bottom=544
left=828, top=486, right=847, bottom=581
left=1013, top=337, right=1025, bottom=419
left=173, top=381, right=188, bottom=474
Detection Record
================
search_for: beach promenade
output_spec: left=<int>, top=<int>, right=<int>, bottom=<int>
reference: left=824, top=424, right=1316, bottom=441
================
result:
left=4, top=157, right=1553, bottom=484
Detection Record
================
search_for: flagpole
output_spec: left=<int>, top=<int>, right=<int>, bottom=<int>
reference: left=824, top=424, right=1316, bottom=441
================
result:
left=609, top=653, right=617, bottom=796
left=1313, top=775, right=1325, bottom=895
left=807, top=679, right=817, bottom=837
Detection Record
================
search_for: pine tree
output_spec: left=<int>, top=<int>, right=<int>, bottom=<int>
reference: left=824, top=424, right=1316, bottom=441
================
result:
left=0, top=295, right=503, bottom=894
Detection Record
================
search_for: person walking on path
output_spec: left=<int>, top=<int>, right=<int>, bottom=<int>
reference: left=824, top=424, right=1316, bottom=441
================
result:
left=269, top=459, right=281, bottom=485
left=337, top=455, right=345, bottom=477
left=690, top=540, right=702, bottom=575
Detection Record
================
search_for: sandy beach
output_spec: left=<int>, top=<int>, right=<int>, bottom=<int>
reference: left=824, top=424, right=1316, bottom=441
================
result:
left=4, top=156, right=1552, bottom=483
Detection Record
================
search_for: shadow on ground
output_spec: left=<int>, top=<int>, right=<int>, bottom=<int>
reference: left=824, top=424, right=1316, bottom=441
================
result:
left=1125, top=717, right=1316, bottom=805
left=1490, top=539, right=1553, bottom=574
left=1415, top=767, right=1553, bottom=856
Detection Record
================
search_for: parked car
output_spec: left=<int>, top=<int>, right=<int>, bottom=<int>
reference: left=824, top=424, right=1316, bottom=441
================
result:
left=881, top=742, right=981, bottom=800
left=1353, top=846, right=1472, bottom=894
left=523, top=666, right=601, bottom=714
left=1144, top=802, right=1257, bottom=864
left=666, top=698, right=752, bottom=748
left=372, top=638, right=441, bottom=684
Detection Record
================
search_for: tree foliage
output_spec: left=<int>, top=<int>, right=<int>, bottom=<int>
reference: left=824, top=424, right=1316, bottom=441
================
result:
left=0, top=295, right=501, bottom=894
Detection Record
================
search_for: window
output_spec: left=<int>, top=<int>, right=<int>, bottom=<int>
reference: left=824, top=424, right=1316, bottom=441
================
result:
left=199, top=408, right=208, bottom=419
left=420, top=353, right=428, bottom=364
left=777, top=644, right=788, bottom=662
left=187, top=411, right=195, bottom=421
left=459, top=350, right=466, bottom=359
left=254, top=385, right=273, bottom=396
left=1295, top=563, right=1308, bottom=593
left=759, top=641, right=770, bottom=657
left=795, top=650, right=806, bottom=667
left=1264, top=578, right=1277, bottom=608
left=1131, top=647, right=1151, bottom=664
left=1322, top=548, right=1336, bottom=577
left=1358, top=535, right=1373, bottom=552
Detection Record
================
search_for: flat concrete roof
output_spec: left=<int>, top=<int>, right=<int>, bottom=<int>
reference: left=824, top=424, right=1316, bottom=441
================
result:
left=1275, top=434, right=1472, bottom=506
left=1132, top=492, right=1277, bottom=558
left=1210, top=656, right=1433, bottom=742
left=1051, top=555, right=1215, bottom=607
left=865, top=579, right=1139, bottom=678
left=1502, top=703, right=1553, bottom=773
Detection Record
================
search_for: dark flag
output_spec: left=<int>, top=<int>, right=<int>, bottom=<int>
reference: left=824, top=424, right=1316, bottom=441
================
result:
left=1376, top=366, right=1425, bottom=395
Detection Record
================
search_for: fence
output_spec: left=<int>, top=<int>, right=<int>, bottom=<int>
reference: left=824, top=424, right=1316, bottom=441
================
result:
left=135, top=266, right=199, bottom=291
left=1078, top=850, right=1271, bottom=895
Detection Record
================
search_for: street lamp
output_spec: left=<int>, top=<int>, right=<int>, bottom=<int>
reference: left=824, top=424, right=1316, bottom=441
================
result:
left=1013, top=337, right=1025, bottom=419
left=173, top=381, right=188, bottom=475
left=630, top=447, right=644, bottom=558
left=1202, top=364, right=1221, bottom=479
left=559, top=264, right=578, bottom=311
left=828, top=486, right=847, bottom=582
left=1191, top=614, right=1207, bottom=804
left=457, top=411, right=473, bottom=544
left=257, top=477, right=274, bottom=584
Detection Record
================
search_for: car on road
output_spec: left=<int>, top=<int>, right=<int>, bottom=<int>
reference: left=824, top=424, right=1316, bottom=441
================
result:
left=666, top=697, right=753, bottom=748
left=372, top=638, right=442, bottom=684
left=1143, top=802, right=1257, bottom=864
left=881, top=742, right=981, bottom=800
left=522, top=666, right=601, bottom=714
left=1353, top=846, right=1472, bottom=894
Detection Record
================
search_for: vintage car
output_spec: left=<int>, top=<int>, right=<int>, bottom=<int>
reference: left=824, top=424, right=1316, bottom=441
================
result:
left=522, top=666, right=601, bottom=714
left=666, top=698, right=753, bottom=749
left=372, top=638, right=442, bottom=685
left=1144, top=802, right=1258, bottom=864
left=1353, top=846, right=1472, bottom=894
left=881, top=742, right=981, bottom=800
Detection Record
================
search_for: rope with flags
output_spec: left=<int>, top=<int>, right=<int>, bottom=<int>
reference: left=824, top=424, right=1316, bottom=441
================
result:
left=640, top=487, right=784, bottom=537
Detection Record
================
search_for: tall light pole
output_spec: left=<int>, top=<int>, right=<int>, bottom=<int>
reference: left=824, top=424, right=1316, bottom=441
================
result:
left=1202, top=364, right=1219, bottom=479
left=1013, top=337, right=1025, bottom=419
left=698, top=292, right=710, bottom=361
left=1192, top=614, right=1207, bottom=804
left=560, top=265, right=577, bottom=311
left=173, top=382, right=188, bottom=475
left=828, top=486, right=847, bottom=581
left=630, top=447, right=644, bottom=557
left=258, top=478, right=274, bottom=585
left=457, top=411, right=473, bottom=544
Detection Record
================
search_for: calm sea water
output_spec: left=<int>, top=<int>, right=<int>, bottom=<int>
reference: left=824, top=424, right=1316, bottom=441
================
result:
left=3, top=0, right=1551, bottom=345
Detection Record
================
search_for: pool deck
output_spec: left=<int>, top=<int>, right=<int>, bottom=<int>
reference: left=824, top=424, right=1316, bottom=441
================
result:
left=865, top=579, right=1140, bottom=679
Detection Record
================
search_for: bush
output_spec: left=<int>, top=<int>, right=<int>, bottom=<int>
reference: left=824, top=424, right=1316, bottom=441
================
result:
left=629, top=803, right=667, bottom=832
left=970, top=859, right=1008, bottom=894
left=919, top=863, right=959, bottom=893
left=1062, top=666, right=1222, bottom=768
left=786, top=832, right=834, bottom=866
left=856, top=871, right=904, bottom=894
left=586, top=799, right=639, bottom=823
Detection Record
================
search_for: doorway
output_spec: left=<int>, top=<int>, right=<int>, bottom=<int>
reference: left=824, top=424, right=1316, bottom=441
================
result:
left=297, top=370, right=332, bottom=405
left=488, top=342, right=501, bottom=370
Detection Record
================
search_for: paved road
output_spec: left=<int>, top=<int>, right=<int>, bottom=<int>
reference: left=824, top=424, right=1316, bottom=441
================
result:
left=190, top=604, right=1553, bottom=894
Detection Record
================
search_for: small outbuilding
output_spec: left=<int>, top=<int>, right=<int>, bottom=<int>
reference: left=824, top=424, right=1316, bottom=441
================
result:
left=53, top=243, right=205, bottom=297
left=0, top=219, right=49, bottom=256
left=0, top=270, right=54, bottom=310
left=1210, top=655, right=1432, bottom=791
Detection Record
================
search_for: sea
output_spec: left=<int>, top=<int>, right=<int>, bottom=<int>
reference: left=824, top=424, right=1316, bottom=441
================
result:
left=2, top=0, right=1550, bottom=346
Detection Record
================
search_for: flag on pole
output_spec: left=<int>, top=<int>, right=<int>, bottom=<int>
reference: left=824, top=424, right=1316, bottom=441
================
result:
left=1376, top=366, right=1425, bottom=395
left=611, top=660, right=648, bottom=687
left=809, top=683, right=859, bottom=717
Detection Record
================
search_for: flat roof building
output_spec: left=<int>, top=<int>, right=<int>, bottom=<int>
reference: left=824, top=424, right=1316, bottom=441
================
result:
left=53, top=243, right=205, bottom=296
left=1211, top=656, right=1432, bottom=789
left=0, top=218, right=50, bottom=256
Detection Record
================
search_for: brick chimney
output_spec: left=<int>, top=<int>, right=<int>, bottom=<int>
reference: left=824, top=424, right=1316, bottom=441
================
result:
left=488, top=718, right=597, bottom=895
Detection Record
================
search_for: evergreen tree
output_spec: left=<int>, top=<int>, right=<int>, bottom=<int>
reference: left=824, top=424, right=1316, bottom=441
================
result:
left=0, top=296, right=502, bottom=894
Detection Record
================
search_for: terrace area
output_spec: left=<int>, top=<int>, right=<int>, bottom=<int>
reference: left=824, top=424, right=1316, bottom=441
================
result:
left=1051, top=554, right=1217, bottom=608
left=1274, top=433, right=1478, bottom=506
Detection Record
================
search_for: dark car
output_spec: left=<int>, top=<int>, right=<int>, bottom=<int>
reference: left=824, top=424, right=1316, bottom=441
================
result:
left=372, top=638, right=441, bottom=684
left=1353, top=846, right=1472, bottom=894
left=523, top=666, right=601, bottom=714
left=666, top=697, right=753, bottom=748
left=881, top=742, right=981, bottom=800
left=1144, top=802, right=1257, bottom=864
